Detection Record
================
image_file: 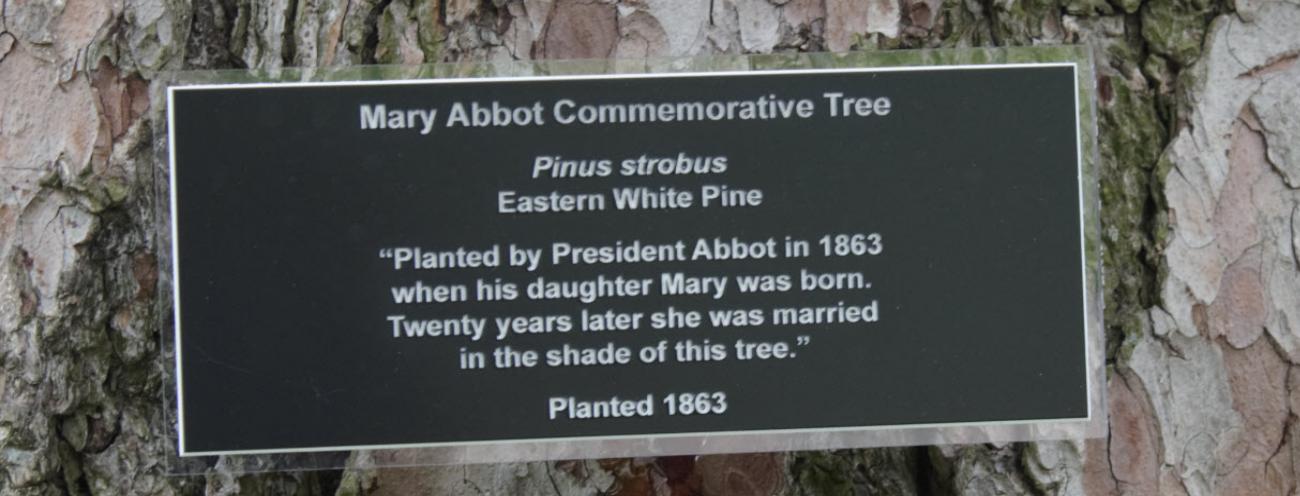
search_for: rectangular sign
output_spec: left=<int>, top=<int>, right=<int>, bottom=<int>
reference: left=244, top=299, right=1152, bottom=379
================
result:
left=168, top=63, right=1089, bottom=456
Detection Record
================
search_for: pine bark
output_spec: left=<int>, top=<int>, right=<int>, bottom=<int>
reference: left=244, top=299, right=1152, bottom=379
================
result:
left=1, top=0, right=1298, bottom=494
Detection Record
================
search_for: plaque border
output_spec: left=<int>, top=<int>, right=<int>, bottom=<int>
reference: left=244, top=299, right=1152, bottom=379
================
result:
left=158, top=49, right=1105, bottom=470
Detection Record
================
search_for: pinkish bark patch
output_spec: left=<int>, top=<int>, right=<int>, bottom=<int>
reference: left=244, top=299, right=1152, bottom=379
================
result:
left=536, top=0, right=618, bottom=59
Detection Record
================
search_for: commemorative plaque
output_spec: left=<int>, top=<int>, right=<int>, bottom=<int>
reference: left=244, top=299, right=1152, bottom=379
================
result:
left=167, top=61, right=1093, bottom=457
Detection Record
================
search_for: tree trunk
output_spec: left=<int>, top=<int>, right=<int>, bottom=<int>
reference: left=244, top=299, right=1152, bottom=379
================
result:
left=1, top=0, right=1297, bottom=494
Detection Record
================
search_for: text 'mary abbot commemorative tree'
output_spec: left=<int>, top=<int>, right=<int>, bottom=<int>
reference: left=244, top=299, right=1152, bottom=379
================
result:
left=167, top=63, right=1091, bottom=456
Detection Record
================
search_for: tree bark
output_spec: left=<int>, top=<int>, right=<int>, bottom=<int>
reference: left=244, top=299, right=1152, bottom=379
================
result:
left=1, top=0, right=1297, bottom=494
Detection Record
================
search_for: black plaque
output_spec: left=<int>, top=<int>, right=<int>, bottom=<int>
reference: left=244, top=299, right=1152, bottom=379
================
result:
left=168, top=64, right=1089, bottom=456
